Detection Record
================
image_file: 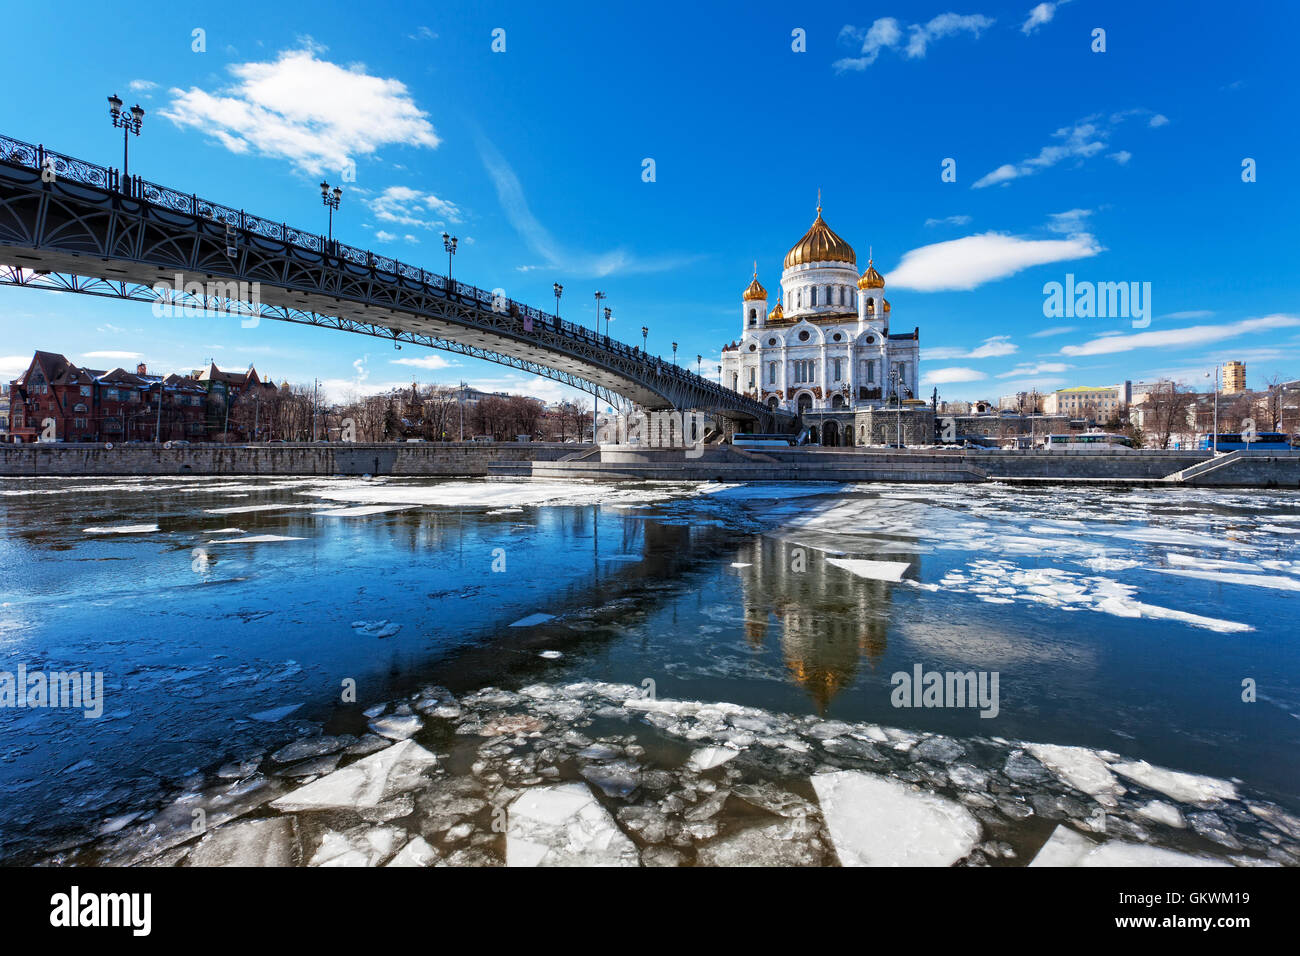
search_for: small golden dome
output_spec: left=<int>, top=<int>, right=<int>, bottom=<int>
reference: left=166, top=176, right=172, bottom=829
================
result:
left=784, top=201, right=856, bottom=269
left=768, top=300, right=784, bottom=321
left=883, top=299, right=891, bottom=312
left=858, top=258, right=885, bottom=289
left=742, top=265, right=767, bottom=301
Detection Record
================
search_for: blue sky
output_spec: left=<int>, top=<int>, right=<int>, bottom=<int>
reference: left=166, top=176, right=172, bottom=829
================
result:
left=2, top=0, right=1296, bottom=403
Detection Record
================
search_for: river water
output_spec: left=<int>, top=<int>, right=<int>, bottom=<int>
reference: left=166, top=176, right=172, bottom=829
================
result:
left=1, top=475, right=1298, bottom=866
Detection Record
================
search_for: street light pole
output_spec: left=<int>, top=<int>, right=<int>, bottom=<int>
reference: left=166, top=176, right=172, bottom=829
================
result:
left=107, top=95, right=144, bottom=191
left=442, top=233, right=458, bottom=291
left=593, top=291, right=606, bottom=437
left=641, top=326, right=648, bottom=352
left=672, top=342, right=678, bottom=366
left=553, top=283, right=563, bottom=321
left=320, top=181, right=342, bottom=242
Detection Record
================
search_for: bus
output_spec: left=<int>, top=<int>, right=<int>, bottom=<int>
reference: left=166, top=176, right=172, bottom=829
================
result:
left=1042, top=433, right=1134, bottom=450
left=732, top=433, right=797, bottom=448
left=1199, top=432, right=1291, bottom=451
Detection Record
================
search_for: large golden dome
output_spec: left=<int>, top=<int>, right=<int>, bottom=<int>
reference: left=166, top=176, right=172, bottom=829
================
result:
left=784, top=203, right=856, bottom=269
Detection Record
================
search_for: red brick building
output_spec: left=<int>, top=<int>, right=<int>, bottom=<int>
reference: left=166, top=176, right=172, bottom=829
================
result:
left=7, top=351, right=209, bottom=443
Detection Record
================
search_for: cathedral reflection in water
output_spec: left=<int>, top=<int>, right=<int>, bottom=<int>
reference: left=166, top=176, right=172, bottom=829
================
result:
left=732, top=536, right=897, bottom=713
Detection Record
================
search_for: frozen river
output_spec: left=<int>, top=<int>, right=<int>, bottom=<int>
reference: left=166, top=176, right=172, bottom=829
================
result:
left=1, top=475, right=1298, bottom=865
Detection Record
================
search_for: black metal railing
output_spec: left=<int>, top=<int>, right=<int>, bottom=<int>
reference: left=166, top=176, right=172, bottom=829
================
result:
left=0, top=132, right=770, bottom=414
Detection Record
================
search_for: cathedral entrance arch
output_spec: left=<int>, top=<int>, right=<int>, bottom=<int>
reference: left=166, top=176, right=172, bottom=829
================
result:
left=824, top=421, right=840, bottom=446
left=796, top=393, right=813, bottom=415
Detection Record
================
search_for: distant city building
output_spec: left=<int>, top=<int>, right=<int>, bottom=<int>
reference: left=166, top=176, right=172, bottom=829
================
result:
left=0, top=383, right=8, bottom=440
left=1223, top=360, right=1247, bottom=395
left=1043, top=385, right=1124, bottom=419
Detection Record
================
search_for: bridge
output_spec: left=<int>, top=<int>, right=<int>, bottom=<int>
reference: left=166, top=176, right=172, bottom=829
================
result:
left=0, top=134, right=790, bottom=431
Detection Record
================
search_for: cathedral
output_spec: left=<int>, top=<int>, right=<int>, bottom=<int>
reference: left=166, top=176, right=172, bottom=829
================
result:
left=720, top=200, right=923, bottom=445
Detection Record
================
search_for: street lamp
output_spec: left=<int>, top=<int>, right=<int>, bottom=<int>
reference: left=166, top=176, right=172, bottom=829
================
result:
left=1206, top=364, right=1220, bottom=453
left=604, top=306, right=612, bottom=337
left=890, top=366, right=902, bottom=446
left=641, top=326, right=648, bottom=351
left=553, top=283, right=563, bottom=319
left=697, top=354, right=702, bottom=377
left=319, top=181, right=343, bottom=241
left=672, top=342, right=678, bottom=365
left=107, top=94, right=144, bottom=189
left=592, top=291, right=606, bottom=427
left=442, top=233, right=458, bottom=288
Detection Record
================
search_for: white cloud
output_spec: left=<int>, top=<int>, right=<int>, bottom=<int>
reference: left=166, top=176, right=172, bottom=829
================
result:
left=1021, top=1, right=1070, bottom=35
left=925, top=336, right=1018, bottom=361
left=368, top=185, right=461, bottom=230
left=1161, top=310, right=1214, bottom=320
left=1149, top=114, right=1170, bottom=127
left=925, top=214, right=972, bottom=227
left=374, top=231, right=397, bottom=242
left=905, top=13, right=995, bottom=58
left=1029, top=325, right=1078, bottom=338
left=1060, top=315, right=1300, bottom=356
left=161, top=48, right=440, bottom=176
left=833, top=18, right=903, bottom=71
left=997, top=362, right=1071, bottom=378
left=888, top=231, right=1102, bottom=291
left=922, top=367, right=988, bottom=385
left=391, top=355, right=457, bottom=370
left=1108, top=150, right=1132, bottom=165
left=0, top=355, right=31, bottom=380
left=128, top=79, right=157, bottom=93
left=834, top=13, right=992, bottom=71
left=973, top=111, right=1161, bottom=189
left=478, top=136, right=696, bottom=278
left=1046, top=208, right=1092, bottom=235
left=83, top=350, right=144, bottom=361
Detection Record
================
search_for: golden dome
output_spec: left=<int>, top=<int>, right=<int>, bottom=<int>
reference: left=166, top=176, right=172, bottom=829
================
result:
left=742, top=264, right=767, bottom=301
left=784, top=202, right=856, bottom=269
left=883, top=299, right=891, bottom=312
left=858, top=259, right=885, bottom=289
left=768, top=300, right=784, bottom=321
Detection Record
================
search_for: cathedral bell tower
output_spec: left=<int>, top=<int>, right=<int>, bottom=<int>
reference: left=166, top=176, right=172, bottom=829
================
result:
left=741, top=263, right=768, bottom=331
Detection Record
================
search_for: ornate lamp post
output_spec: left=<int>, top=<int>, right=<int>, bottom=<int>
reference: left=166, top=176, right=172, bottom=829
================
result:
left=442, top=233, right=458, bottom=287
left=319, top=181, right=342, bottom=241
left=641, top=326, right=648, bottom=351
left=592, top=291, right=606, bottom=428
left=672, top=342, right=678, bottom=366
left=107, top=94, right=144, bottom=188
left=604, top=306, right=612, bottom=336
left=553, top=282, right=563, bottom=319
left=697, top=354, right=702, bottom=377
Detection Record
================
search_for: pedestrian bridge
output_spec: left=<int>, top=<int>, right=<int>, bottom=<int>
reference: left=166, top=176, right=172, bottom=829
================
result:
left=0, top=134, right=789, bottom=430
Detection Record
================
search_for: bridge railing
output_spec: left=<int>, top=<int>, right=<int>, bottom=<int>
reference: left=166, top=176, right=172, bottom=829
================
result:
left=0, top=132, right=772, bottom=416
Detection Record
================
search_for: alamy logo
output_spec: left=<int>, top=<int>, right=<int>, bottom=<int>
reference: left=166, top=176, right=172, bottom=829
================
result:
left=151, top=272, right=263, bottom=328
left=0, top=665, right=104, bottom=718
left=50, top=887, right=151, bottom=936
left=597, top=410, right=708, bottom=459
left=890, top=664, right=999, bottom=718
left=1043, top=274, right=1151, bottom=329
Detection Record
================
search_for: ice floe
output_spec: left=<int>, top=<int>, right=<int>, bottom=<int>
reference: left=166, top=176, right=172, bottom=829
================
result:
left=826, top=558, right=911, bottom=582
left=83, top=524, right=159, bottom=534
left=1029, top=824, right=1228, bottom=867
left=271, top=739, right=437, bottom=811
left=813, top=770, right=981, bottom=866
left=506, top=783, right=640, bottom=866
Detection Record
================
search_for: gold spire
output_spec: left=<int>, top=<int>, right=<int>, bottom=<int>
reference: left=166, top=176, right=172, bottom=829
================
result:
left=783, top=201, right=856, bottom=269
left=742, top=264, right=767, bottom=301
left=858, top=256, right=885, bottom=290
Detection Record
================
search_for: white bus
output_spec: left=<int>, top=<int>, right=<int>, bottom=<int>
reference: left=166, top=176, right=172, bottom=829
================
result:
left=731, top=433, right=796, bottom=448
left=1042, top=432, right=1134, bottom=450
